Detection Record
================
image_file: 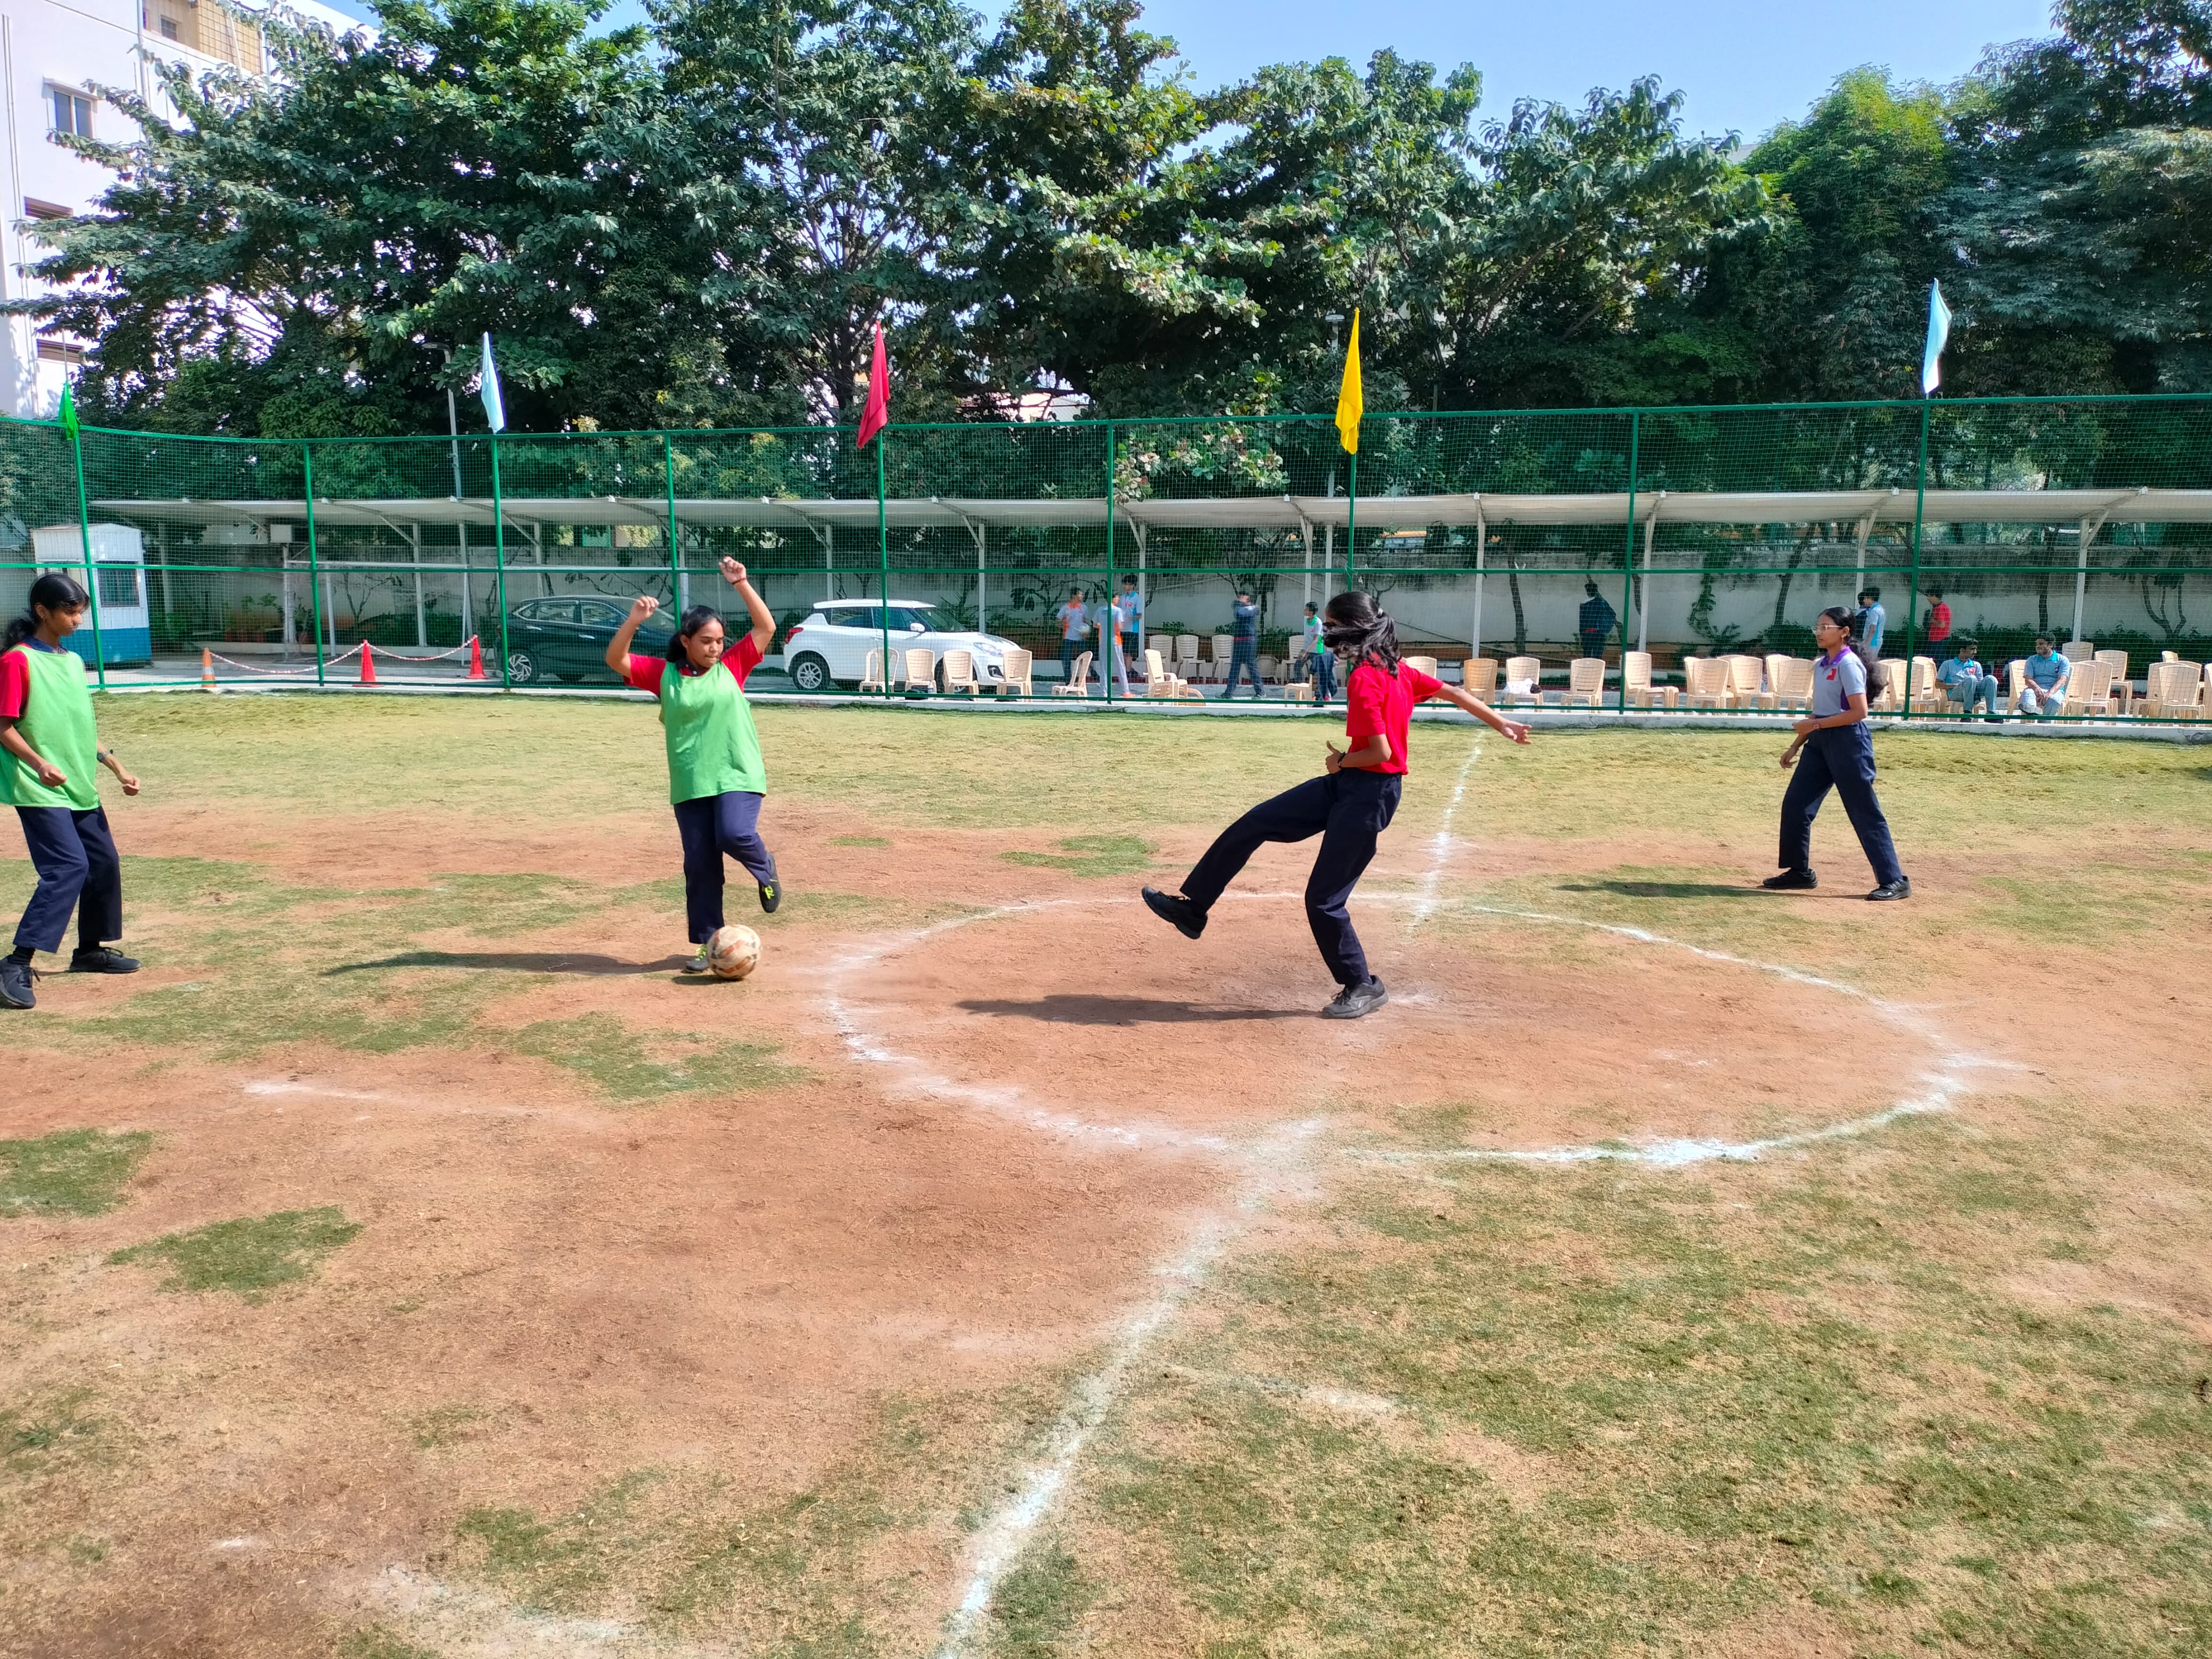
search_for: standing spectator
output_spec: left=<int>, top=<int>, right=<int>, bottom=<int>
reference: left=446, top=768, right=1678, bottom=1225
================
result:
left=1222, top=590, right=1263, bottom=700
left=2017, top=634, right=2071, bottom=716
left=1921, top=586, right=1951, bottom=648
left=1117, top=574, right=1144, bottom=666
left=1854, top=586, right=1886, bottom=655
left=1578, top=581, right=1618, bottom=660
left=1055, top=587, right=1089, bottom=686
left=1302, top=600, right=1336, bottom=702
left=1938, top=636, right=2001, bottom=718
left=1095, top=590, right=1132, bottom=696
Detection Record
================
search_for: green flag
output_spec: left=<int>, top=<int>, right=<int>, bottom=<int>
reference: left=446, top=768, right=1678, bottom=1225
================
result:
left=57, top=378, right=78, bottom=439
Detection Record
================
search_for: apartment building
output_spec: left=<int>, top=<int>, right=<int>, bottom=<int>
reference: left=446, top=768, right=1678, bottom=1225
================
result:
left=0, top=0, right=363, bottom=418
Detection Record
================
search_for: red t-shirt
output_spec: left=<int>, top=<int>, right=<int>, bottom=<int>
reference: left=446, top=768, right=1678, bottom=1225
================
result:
left=1345, top=658, right=1443, bottom=775
left=624, top=633, right=763, bottom=694
left=1926, top=601, right=1951, bottom=642
left=0, top=648, right=29, bottom=720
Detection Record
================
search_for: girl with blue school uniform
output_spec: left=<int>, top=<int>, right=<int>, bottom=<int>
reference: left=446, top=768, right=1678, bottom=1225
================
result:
left=1, top=573, right=143, bottom=1010
left=1764, top=606, right=1911, bottom=901
left=1141, top=591, right=1531, bottom=1019
left=604, top=558, right=785, bottom=971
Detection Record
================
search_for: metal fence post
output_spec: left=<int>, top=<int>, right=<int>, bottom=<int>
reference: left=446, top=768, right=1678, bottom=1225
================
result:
left=303, top=440, right=325, bottom=686
left=67, top=416, right=106, bottom=689
left=1103, top=420, right=1117, bottom=705
left=490, top=434, right=511, bottom=689
left=1619, top=409, right=1639, bottom=713
left=662, top=431, right=682, bottom=613
left=876, top=425, right=891, bottom=699
left=1903, top=398, right=1930, bottom=722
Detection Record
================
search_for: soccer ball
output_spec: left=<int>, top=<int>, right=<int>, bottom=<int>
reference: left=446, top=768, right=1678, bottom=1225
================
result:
left=707, top=924, right=761, bottom=981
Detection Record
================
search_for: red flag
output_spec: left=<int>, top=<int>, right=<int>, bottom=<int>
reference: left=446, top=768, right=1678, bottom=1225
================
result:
left=856, top=321, right=889, bottom=449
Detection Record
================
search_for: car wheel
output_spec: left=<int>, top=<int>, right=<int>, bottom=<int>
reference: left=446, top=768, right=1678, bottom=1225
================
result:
left=788, top=652, right=832, bottom=693
left=507, top=649, right=538, bottom=685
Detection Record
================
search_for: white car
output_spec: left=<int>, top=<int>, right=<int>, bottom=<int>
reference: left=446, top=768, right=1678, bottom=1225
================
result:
left=781, top=599, right=1021, bottom=693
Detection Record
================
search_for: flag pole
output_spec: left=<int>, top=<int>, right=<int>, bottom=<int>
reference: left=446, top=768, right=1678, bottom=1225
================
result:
left=877, top=425, right=890, bottom=699
left=1346, top=445, right=1358, bottom=590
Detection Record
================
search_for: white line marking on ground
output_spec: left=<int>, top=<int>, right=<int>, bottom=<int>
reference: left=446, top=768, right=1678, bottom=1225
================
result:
left=1411, top=739, right=1481, bottom=926
left=362, top=1565, right=738, bottom=1657
left=931, top=1120, right=1326, bottom=1659
left=243, top=1080, right=388, bottom=1101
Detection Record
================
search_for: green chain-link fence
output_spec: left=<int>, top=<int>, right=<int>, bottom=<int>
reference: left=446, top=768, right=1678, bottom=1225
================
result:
left=5, top=394, right=2211, bottom=722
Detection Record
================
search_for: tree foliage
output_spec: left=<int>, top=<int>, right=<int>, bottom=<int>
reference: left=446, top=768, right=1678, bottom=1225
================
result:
left=22, top=0, right=2212, bottom=431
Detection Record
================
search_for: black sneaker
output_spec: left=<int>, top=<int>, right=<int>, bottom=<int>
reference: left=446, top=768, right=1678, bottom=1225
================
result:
left=757, top=855, right=782, bottom=915
left=1322, top=976, right=1388, bottom=1020
left=0, top=958, right=34, bottom=1010
left=1866, top=877, right=1913, bottom=901
left=1761, top=868, right=1817, bottom=891
left=1141, top=886, right=1205, bottom=940
left=70, top=946, right=140, bottom=974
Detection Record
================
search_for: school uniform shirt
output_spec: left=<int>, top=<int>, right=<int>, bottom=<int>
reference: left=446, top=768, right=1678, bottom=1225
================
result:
left=1861, top=602, right=1887, bottom=654
left=625, top=635, right=767, bottom=802
left=1119, top=590, right=1143, bottom=632
left=0, top=639, right=100, bottom=810
left=1938, top=656, right=1986, bottom=687
left=1811, top=647, right=1867, bottom=717
left=2023, top=651, right=2071, bottom=693
left=1058, top=602, right=1088, bottom=641
left=1303, top=616, right=1323, bottom=653
left=1345, top=659, right=1445, bottom=775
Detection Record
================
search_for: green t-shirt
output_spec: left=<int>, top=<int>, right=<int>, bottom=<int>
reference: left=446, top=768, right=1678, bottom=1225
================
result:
left=635, top=640, right=767, bottom=802
left=0, top=643, right=99, bottom=810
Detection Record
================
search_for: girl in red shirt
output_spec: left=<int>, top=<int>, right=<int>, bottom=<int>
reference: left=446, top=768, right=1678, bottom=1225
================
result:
left=1142, top=592, right=1530, bottom=1018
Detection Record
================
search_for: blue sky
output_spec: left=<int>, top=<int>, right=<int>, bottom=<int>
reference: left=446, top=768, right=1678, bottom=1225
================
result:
left=315, top=0, right=2058, bottom=144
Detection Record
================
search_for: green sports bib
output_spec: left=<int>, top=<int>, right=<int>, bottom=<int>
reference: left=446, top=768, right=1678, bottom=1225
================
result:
left=659, top=660, right=765, bottom=802
left=0, top=645, right=99, bottom=810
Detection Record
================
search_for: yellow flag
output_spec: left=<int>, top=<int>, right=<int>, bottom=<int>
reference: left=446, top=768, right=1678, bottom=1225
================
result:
left=1334, top=309, right=1363, bottom=454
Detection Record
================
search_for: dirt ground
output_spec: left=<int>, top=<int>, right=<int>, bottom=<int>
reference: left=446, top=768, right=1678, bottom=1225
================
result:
left=3, top=702, right=2209, bottom=1657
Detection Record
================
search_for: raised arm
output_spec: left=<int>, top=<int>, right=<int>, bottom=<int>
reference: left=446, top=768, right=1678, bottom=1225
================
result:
left=720, top=558, right=775, bottom=653
left=1435, top=683, right=1532, bottom=743
left=606, top=595, right=660, bottom=675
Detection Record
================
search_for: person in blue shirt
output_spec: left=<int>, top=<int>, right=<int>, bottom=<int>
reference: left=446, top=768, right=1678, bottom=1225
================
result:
left=1577, top=581, right=1617, bottom=660
left=1761, top=606, right=1909, bottom=901
left=1221, top=591, right=1263, bottom=700
left=2017, top=635, right=2071, bottom=717
left=1302, top=600, right=1336, bottom=702
left=1854, top=587, right=1886, bottom=656
left=1117, top=575, right=1143, bottom=667
left=1938, top=636, right=2001, bottom=718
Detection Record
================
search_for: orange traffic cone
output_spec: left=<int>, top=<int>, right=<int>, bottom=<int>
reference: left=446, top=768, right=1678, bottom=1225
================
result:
left=467, top=634, right=486, bottom=680
left=200, top=647, right=215, bottom=691
left=358, top=641, right=376, bottom=685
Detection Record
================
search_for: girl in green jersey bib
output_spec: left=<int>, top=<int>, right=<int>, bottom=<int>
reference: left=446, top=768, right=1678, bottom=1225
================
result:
left=605, top=558, right=784, bottom=971
left=2, top=573, right=144, bottom=1011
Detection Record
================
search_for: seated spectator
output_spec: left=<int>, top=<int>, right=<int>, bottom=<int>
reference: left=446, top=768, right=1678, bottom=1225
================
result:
left=2016, top=635, right=2070, bottom=716
left=1938, top=637, right=2000, bottom=718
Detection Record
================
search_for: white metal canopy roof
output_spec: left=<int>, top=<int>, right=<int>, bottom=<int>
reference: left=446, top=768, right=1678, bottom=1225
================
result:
left=91, top=483, right=2212, bottom=533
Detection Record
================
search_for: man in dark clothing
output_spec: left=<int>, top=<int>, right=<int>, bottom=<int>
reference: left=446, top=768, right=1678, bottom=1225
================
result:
left=1222, top=590, right=1263, bottom=699
left=1578, top=581, right=1618, bottom=660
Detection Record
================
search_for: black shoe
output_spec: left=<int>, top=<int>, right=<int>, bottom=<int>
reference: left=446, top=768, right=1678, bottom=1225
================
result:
left=1866, top=877, right=1912, bottom=901
left=70, top=945, right=140, bottom=974
left=0, top=958, right=34, bottom=1010
left=1141, top=886, right=1205, bottom=940
left=757, top=855, right=782, bottom=915
left=1761, top=868, right=1817, bottom=890
left=1322, top=976, right=1388, bottom=1020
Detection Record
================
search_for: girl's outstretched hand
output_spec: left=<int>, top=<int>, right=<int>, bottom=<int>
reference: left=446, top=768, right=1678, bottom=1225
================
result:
left=1498, top=718, right=1532, bottom=744
left=627, top=596, right=660, bottom=627
left=720, top=557, right=749, bottom=587
left=1779, top=741, right=1804, bottom=769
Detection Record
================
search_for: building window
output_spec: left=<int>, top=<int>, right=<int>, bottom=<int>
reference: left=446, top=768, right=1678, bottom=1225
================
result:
left=48, top=88, right=93, bottom=139
left=97, top=566, right=140, bottom=608
left=36, top=337, right=87, bottom=366
left=158, top=14, right=179, bottom=37
left=23, top=198, right=71, bottom=221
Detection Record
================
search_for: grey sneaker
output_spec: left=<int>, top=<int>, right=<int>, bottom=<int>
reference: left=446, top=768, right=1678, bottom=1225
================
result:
left=70, top=945, right=139, bottom=973
left=0, top=957, right=34, bottom=1010
left=1321, top=977, right=1388, bottom=1019
left=1141, top=887, right=1205, bottom=940
left=682, top=945, right=711, bottom=974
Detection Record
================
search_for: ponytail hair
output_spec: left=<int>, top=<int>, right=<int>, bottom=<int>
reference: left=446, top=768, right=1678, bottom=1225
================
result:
left=1815, top=605, right=1887, bottom=697
left=1320, top=590, right=1401, bottom=673
left=3, top=572, right=90, bottom=652
left=666, top=604, right=723, bottom=662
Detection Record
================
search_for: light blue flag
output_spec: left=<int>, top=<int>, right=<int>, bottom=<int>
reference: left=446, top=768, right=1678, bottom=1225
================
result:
left=479, top=331, right=506, bottom=432
left=1921, top=281, right=1951, bottom=396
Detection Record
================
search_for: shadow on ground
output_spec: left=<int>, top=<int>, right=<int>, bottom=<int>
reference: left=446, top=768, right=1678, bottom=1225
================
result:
left=324, top=951, right=693, bottom=977
left=1554, top=880, right=1765, bottom=900
left=957, top=994, right=1307, bottom=1026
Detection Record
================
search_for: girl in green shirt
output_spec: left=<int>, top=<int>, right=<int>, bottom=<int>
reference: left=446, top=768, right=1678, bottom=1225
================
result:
left=605, top=558, right=784, bottom=971
left=2, top=573, right=143, bottom=1010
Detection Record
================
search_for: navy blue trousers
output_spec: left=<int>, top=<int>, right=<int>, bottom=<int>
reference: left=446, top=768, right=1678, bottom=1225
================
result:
left=1182, top=768, right=1402, bottom=987
left=673, top=790, right=773, bottom=943
left=14, top=805, right=122, bottom=954
left=1779, top=725, right=1904, bottom=886
left=1222, top=643, right=1262, bottom=698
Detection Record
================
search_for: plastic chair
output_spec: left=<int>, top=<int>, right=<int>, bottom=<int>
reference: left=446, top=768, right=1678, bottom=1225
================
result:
left=942, top=650, right=982, bottom=694
left=1682, top=656, right=1732, bottom=709
left=902, top=647, right=937, bottom=691
left=1404, top=655, right=1440, bottom=680
left=2061, top=640, right=2094, bottom=662
left=998, top=648, right=1033, bottom=696
left=1462, top=658, right=1499, bottom=697
left=1725, top=654, right=1771, bottom=709
left=2094, top=649, right=2130, bottom=711
left=1565, top=657, right=1606, bottom=708
left=1770, top=657, right=1815, bottom=710
left=1623, top=651, right=1677, bottom=709
left=1499, top=655, right=1541, bottom=705
left=2062, top=659, right=2118, bottom=717
left=1052, top=650, right=1093, bottom=697
left=858, top=649, right=889, bottom=693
